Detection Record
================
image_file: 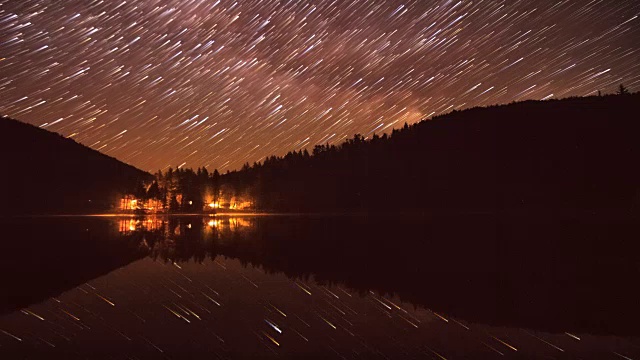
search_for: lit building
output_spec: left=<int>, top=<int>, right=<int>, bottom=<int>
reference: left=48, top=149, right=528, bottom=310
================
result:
left=118, top=195, right=165, bottom=213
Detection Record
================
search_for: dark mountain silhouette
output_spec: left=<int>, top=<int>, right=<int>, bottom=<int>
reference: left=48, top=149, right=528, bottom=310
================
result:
left=0, top=117, right=152, bottom=215
left=208, top=93, right=640, bottom=213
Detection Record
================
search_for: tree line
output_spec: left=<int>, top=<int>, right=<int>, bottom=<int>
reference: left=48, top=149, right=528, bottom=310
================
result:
left=138, top=91, right=639, bottom=213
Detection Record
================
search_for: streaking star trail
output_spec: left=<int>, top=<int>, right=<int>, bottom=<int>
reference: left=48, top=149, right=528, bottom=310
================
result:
left=0, top=0, right=638, bottom=171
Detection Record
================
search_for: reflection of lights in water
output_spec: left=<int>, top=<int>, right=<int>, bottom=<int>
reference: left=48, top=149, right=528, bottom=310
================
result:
left=121, top=219, right=138, bottom=231
left=118, top=216, right=251, bottom=234
left=205, top=217, right=252, bottom=229
left=118, top=217, right=165, bottom=233
left=231, top=218, right=252, bottom=228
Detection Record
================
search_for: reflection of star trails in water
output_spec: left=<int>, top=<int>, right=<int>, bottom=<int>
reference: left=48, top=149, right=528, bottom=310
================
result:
left=565, top=332, right=581, bottom=341
left=317, top=314, right=337, bottom=330
left=269, top=303, right=287, bottom=317
left=295, top=282, right=312, bottom=295
left=21, top=309, right=45, bottom=321
left=201, top=292, right=222, bottom=306
left=264, top=318, right=282, bottom=334
left=525, top=330, right=564, bottom=352
left=60, top=309, right=81, bottom=321
left=163, top=305, right=191, bottom=323
left=241, top=274, right=259, bottom=288
left=1, top=328, right=22, bottom=342
left=94, top=292, right=115, bottom=306
left=371, top=295, right=392, bottom=310
left=614, top=352, right=634, bottom=360
left=399, top=314, right=419, bottom=328
left=481, top=341, right=504, bottom=356
left=262, top=331, right=280, bottom=347
left=491, top=336, right=518, bottom=352
left=426, top=346, right=448, bottom=360
left=433, top=311, right=449, bottom=323
left=1, top=216, right=639, bottom=359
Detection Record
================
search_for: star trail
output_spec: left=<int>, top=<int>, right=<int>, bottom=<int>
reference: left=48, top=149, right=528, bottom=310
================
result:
left=1, top=0, right=638, bottom=171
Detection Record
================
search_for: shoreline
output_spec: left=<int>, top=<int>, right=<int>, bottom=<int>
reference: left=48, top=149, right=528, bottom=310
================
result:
left=3, top=208, right=639, bottom=219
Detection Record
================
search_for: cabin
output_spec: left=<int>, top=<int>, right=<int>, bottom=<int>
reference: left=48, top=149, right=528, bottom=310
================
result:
left=119, top=195, right=164, bottom=213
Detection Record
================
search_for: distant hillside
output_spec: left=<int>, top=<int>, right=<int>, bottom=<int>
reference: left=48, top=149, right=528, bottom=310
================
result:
left=217, top=93, right=640, bottom=213
left=0, top=117, right=152, bottom=215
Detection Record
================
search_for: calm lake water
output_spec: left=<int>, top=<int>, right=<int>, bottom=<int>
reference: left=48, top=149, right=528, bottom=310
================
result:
left=0, top=214, right=639, bottom=359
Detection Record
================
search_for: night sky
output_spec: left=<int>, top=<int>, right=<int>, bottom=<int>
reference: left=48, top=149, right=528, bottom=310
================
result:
left=1, top=0, right=638, bottom=172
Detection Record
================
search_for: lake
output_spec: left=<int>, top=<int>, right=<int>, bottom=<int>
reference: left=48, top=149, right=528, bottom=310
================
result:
left=0, top=214, right=639, bottom=359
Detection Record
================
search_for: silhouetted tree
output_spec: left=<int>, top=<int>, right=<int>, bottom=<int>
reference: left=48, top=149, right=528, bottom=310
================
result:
left=212, top=169, right=221, bottom=203
left=147, top=181, right=161, bottom=200
left=618, top=84, right=630, bottom=95
left=169, top=195, right=180, bottom=211
left=134, top=181, right=147, bottom=200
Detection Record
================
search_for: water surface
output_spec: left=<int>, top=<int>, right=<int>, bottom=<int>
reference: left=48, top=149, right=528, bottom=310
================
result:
left=1, top=214, right=639, bottom=359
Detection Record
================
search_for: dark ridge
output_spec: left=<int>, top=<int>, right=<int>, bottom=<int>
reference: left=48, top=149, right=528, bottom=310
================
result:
left=0, top=117, right=152, bottom=215
left=212, top=93, right=640, bottom=213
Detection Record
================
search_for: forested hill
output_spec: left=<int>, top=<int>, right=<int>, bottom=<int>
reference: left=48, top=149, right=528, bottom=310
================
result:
left=219, top=93, right=640, bottom=213
left=0, top=117, right=151, bottom=215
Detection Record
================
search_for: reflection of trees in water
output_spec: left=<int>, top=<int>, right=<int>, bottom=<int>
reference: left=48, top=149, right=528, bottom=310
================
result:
left=118, top=217, right=165, bottom=233
left=1, top=217, right=152, bottom=315
left=116, top=215, right=640, bottom=336
left=118, top=216, right=256, bottom=264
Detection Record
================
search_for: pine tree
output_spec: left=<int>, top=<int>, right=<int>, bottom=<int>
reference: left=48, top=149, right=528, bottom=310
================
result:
left=618, top=84, right=630, bottom=95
